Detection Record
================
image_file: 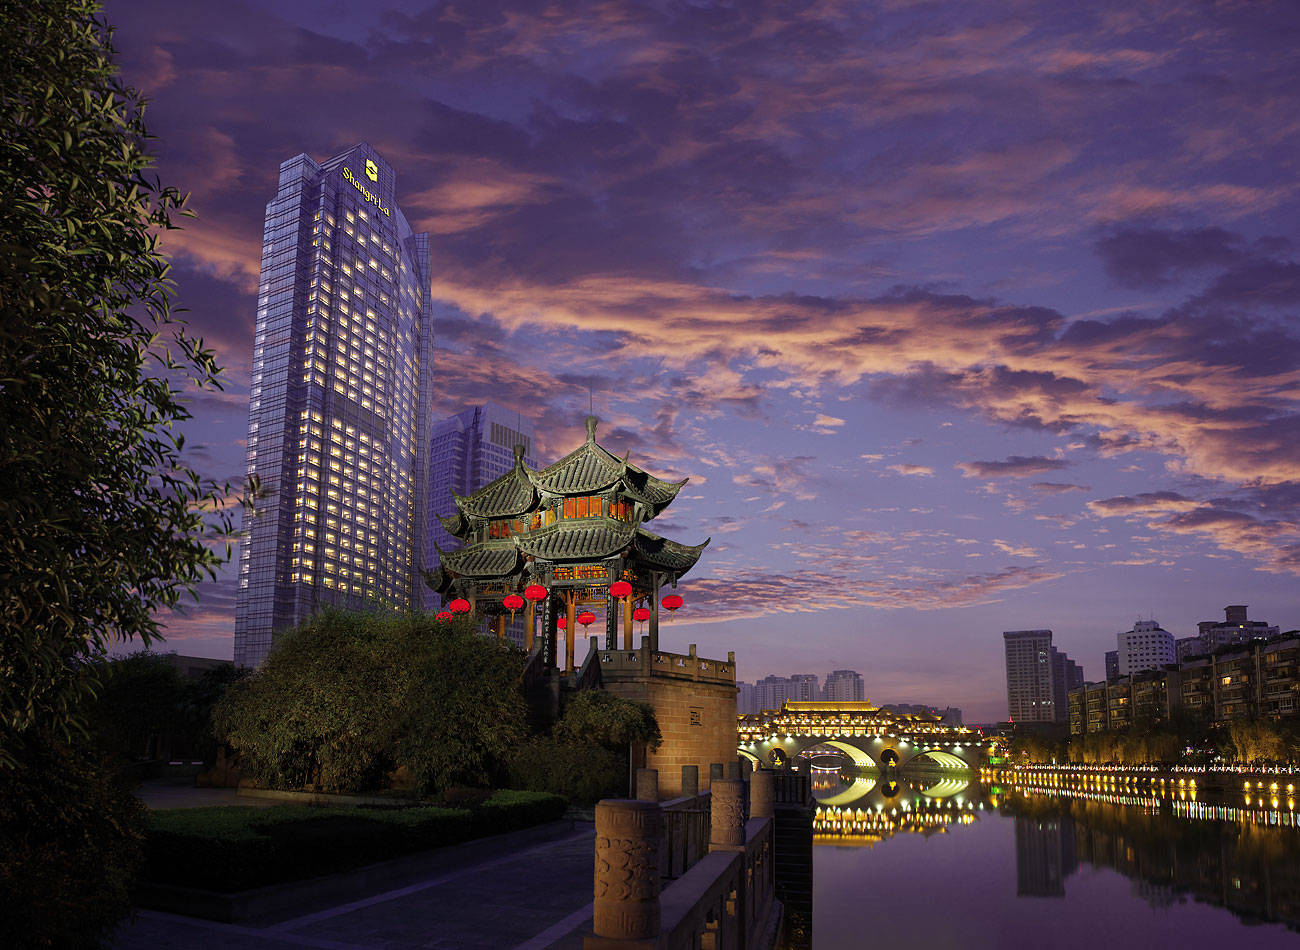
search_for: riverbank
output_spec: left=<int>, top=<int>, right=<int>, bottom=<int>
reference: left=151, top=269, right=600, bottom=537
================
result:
left=990, top=761, right=1300, bottom=797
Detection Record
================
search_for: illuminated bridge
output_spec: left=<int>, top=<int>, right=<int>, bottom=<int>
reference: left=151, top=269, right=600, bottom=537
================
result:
left=738, top=700, right=989, bottom=772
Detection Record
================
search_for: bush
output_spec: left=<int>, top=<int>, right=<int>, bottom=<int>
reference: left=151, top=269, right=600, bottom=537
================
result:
left=0, top=733, right=146, bottom=949
left=143, top=805, right=473, bottom=892
left=472, top=789, right=567, bottom=836
left=506, top=736, right=625, bottom=804
left=213, top=610, right=528, bottom=795
left=143, top=792, right=567, bottom=892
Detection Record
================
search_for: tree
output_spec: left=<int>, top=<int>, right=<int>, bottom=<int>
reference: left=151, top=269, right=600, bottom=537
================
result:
left=213, top=610, right=529, bottom=795
left=1, top=3, right=231, bottom=944
left=0, top=0, right=234, bottom=759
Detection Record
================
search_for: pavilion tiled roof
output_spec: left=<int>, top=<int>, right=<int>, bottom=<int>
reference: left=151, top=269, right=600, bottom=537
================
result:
left=453, top=461, right=537, bottom=519
left=437, top=540, right=522, bottom=577
left=513, top=518, right=637, bottom=561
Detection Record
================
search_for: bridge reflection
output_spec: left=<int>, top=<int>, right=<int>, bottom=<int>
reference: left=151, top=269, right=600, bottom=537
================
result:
left=812, top=769, right=990, bottom=846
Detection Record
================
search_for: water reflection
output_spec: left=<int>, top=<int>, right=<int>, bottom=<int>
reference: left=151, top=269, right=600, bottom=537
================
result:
left=810, top=763, right=1300, bottom=944
left=811, top=766, right=985, bottom=846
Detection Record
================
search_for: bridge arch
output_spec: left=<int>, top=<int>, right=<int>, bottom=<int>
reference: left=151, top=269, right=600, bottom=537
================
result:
left=901, top=748, right=977, bottom=770
left=800, top=739, right=877, bottom=769
left=737, top=749, right=761, bottom=767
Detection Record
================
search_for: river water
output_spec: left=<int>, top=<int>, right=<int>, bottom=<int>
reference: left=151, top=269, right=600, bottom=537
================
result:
left=807, top=766, right=1300, bottom=949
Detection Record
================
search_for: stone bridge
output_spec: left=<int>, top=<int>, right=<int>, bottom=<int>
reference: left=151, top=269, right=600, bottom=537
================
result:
left=738, top=700, right=989, bottom=772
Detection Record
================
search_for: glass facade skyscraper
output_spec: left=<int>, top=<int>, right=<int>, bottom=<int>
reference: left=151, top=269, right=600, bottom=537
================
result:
left=234, top=143, right=433, bottom=667
left=426, top=404, right=535, bottom=628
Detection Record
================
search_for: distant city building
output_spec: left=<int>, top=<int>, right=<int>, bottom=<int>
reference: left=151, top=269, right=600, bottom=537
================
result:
left=426, top=403, right=536, bottom=637
left=1069, top=630, right=1300, bottom=734
left=1174, top=637, right=1201, bottom=663
left=823, top=669, right=866, bottom=702
left=234, top=143, right=433, bottom=668
left=1051, top=648, right=1085, bottom=717
left=737, top=680, right=758, bottom=715
left=788, top=674, right=821, bottom=701
left=1196, top=605, right=1279, bottom=653
left=1104, top=650, right=1119, bottom=681
left=1003, top=629, right=1066, bottom=722
left=755, top=675, right=793, bottom=712
left=1116, top=619, right=1175, bottom=676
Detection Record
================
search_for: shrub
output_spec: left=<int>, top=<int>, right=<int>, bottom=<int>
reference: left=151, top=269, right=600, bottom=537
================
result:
left=143, top=805, right=473, bottom=892
left=213, top=610, right=528, bottom=795
left=472, top=790, right=568, bottom=836
left=505, top=737, right=625, bottom=804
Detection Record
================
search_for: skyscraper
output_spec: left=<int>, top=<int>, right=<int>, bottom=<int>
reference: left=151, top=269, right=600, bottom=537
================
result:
left=234, top=143, right=433, bottom=667
left=824, top=669, right=866, bottom=702
left=426, top=403, right=537, bottom=577
left=1004, top=629, right=1071, bottom=723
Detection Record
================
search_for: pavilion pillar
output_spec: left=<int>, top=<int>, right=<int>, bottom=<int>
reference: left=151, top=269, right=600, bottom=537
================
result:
left=565, top=591, right=577, bottom=673
left=524, top=600, right=536, bottom=653
left=649, top=574, right=661, bottom=652
left=623, top=596, right=634, bottom=650
left=605, top=566, right=618, bottom=650
left=494, top=614, right=506, bottom=644
left=544, top=594, right=558, bottom=668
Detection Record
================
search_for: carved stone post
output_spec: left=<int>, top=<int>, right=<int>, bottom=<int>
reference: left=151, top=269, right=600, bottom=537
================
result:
left=681, top=765, right=699, bottom=798
left=635, top=768, right=658, bottom=802
left=750, top=769, right=774, bottom=819
left=589, top=800, right=662, bottom=946
left=709, top=779, right=746, bottom=850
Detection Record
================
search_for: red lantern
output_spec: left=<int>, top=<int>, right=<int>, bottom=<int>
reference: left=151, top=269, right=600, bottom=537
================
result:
left=449, top=598, right=471, bottom=614
left=503, top=594, right=524, bottom=618
left=661, top=594, right=683, bottom=618
left=633, top=606, right=650, bottom=626
left=609, top=580, right=632, bottom=599
left=577, top=611, right=596, bottom=630
left=435, top=610, right=453, bottom=622
left=557, top=617, right=568, bottom=631
left=524, top=584, right=547, bottom=603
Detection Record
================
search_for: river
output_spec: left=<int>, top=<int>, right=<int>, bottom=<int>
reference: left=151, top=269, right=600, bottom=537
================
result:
left=806, top=765, right=1300, bottom=949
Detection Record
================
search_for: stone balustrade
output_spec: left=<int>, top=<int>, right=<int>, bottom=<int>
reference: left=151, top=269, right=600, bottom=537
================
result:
left=586, top=771, right=782, bottom=950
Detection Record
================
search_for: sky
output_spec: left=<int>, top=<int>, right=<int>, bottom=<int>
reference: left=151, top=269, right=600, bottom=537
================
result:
left=103, top=0, right=1300, bottom=722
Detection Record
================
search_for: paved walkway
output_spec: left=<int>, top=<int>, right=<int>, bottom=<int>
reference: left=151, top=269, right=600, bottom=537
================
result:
left=112, top=826, right=596, bottom=950
left=134, top=776, right=279, bottom=810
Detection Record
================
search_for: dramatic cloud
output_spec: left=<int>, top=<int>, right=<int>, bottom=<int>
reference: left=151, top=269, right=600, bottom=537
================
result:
left=957, top=456, right=1070, bottom=479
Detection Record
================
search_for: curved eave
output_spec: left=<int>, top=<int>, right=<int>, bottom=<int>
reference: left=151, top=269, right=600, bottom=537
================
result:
left=439, top=540, right=524, bottom=579
left=453, top=466, right=538, bottom=520
left=620, top=471, right=689, bottom=514
left=513, top=518, right=637, bottom=562
left=439, top=511, right=470, bottom=539
left=632, top=529, right=710, bottom=576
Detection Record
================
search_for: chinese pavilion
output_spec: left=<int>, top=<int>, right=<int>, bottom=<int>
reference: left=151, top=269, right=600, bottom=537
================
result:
left=425, top=416, right=709, bottom=672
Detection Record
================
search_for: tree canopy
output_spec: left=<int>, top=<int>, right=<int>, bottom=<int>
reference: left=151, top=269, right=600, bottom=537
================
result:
left=0, top=0, right=234, bottom=761
left=214, top=610, right=530, bottom=795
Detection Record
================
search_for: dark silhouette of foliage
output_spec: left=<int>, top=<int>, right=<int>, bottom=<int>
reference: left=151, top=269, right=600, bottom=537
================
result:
left=1, top=0, right=235, bottom=761
left=213, top=610, right=529, bottom=795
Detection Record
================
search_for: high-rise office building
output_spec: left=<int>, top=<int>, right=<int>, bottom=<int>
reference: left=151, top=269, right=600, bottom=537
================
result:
left=737, top=680, right=758, bottom=715
left=234, top=143, right=433, bottom=667
left=1004, top=629, right=1081, bottom=724
left=1116, top=619, right=1175, bottom=676
left=427, top=403, right=536, bottom=574
left=788, top=674, right=822, bottom=701
left=755, top=675, right=793, bottom=712
left=824, top=669, right=866, bottom=702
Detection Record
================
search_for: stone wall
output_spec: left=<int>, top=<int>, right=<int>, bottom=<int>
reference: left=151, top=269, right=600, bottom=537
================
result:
left=599, top=641, right=738, bottom=799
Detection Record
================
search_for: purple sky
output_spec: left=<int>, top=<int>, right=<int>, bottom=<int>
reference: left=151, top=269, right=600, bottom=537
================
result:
left=104, top=0, right=1300, bottom=721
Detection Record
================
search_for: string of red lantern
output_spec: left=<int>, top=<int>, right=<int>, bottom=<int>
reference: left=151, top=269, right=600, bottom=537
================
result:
left=633, top=606, right=650, bottom=628
left=576, top=611, right=596, bottom=631
left=449, top=598, right=471, bottom=614
left=502, top=593, right=524, bottom=618
left=524, top=584, right=547, bottom=603
left=609, top=580, right=632, bottom=599
left=435, top=610, right=453, bottom=622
